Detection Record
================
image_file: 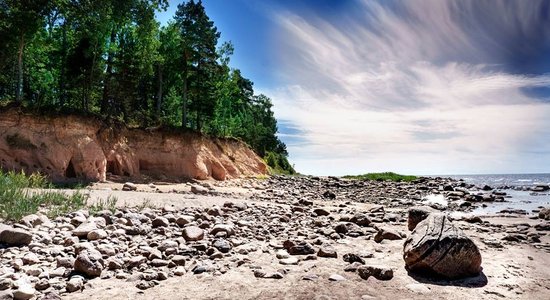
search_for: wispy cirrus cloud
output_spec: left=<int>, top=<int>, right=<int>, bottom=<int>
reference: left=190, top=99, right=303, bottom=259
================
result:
left=264, top=0, right=550, bottom=175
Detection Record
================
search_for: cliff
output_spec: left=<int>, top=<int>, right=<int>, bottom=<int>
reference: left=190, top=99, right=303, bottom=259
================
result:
left=0, top=108, right=267, bottom=182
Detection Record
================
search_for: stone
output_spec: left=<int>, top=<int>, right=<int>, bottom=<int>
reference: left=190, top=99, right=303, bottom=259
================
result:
left=0, top=225, right=32, bottom=246
left=407, top=206, right=435, bottom=231
left=302, top=274, right=319, bottom=281
left=283, top=240, right=315, bottom=255
left=313, top=208, right=330, bottom=216
left=13, top=283, right=34, bottom=300
left=276, top=250, right=290, bottom=259
left=403, top=214, right=482, bottom=279
left=343, top=253, right=365, bottom=264
left=279, top=257, right=299, bottom=265
left=317, top=246, right=337, bottom=258
left=72, top=222, right=98, bottom=237
left=171, top=255, right=186, bottom=266
left=22, top=253, right=40, bottom=265
left=210, top=224, right=235, bottom=237
left=87, top=229, right=107, bottom=240
left=136, top=281, right=155, bottom=290
left=374, top=228, right=402, bottom=243
left=213, top=239, right=232, bottom=253
left=328, top=274, right=346, bottom=281
left=122, top=182, right=137, bottom=191
left=182, top=226, right=204, bottom=241
left=344, top=262, right=364, bottom=272
left=539, top=207, right=550, bottom=220
left=74, top=249, right=104, bottom=278
left=152, top=217, right=169, bottom=228
left=191, top=185, right=208, bottom=194
left=357, top=265, right=394, bottom=280
left=350, top=213, right=371, bottom=226
left=66, top=277, right=84, bottom=293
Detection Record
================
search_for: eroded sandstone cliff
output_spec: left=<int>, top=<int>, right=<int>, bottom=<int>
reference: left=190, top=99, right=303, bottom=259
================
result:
left=0, top=108, right=267, bottom=181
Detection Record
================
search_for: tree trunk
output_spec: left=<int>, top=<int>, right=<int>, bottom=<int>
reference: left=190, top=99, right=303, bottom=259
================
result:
left=101, top=27, right=117, bottom=114
left=59, top=20, right=67, bottom=107
left=155, top=64, right=163, bottom=120
left=15, top=35, right=25, bottom=103
left=182, top=50, right=188, bottom=129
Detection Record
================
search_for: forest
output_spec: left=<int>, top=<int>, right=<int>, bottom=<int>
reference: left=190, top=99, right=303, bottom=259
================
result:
left=0, top=0, right=295, bottom=174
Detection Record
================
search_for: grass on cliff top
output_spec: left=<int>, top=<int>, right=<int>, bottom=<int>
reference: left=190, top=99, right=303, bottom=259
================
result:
left=343, top=172, right=418, bottom=182
left=0, top=170, right=120, bottom=221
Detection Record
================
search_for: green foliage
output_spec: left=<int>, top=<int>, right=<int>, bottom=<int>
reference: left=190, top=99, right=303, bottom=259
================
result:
left=0, top=0, right=293, bottom=172
left=0, top=170, right=88, bottom=221
left=265, top=151, right=296, bottom=175
left=89, top=195, right=118, bottom=215
left=343, top=172, right=418, bottom=182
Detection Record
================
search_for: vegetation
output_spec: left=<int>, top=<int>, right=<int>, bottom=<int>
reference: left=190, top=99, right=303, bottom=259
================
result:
left=265, top=151, right=296, bottom=175
left=343, top=172, right=418, bottom=182
left=0, top=170, right=88, bottom=221
left=0, top=0, right=293, bottom=175
left=89, top=195, right=118, bottom=215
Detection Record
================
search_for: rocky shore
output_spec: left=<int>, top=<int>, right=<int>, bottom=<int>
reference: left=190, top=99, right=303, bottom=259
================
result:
left=0, top=176, right=549, bottom=299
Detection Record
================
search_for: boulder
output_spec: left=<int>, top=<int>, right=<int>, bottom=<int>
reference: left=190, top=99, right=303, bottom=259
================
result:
left=357, top=265, right=394, bottom=280
left=403, top=214, right=482, bottom=279
left=122, top=182, right=137, bottom=191
left=74, top=249, right=104, bottom=278
left=182, top=226, right=204, bottom=241
left=407, top=206, right=435, bottom=231
left=374, top=228, right=402, bottom=243
left=539, top=207, right=550, bottom=220
left=0, top=225, right=32, bottom=246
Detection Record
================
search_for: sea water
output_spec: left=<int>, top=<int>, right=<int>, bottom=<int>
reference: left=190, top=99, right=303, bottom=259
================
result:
left=444, top=174, right=550, bottom=215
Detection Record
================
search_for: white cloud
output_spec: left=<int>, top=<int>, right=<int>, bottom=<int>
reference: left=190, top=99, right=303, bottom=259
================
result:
left=265, top=0, right=550, bottom=175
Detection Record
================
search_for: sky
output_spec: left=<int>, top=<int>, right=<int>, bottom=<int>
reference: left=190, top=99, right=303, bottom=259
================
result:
left=158, top=0, right=550, bottom=176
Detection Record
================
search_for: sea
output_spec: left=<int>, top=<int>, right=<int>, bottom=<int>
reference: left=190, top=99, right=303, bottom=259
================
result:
left=442, top=173, right=550, bottom=215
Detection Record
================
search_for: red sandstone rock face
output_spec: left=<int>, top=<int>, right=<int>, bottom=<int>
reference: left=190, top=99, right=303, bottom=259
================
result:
left=0, top=109, right=267, bottom=181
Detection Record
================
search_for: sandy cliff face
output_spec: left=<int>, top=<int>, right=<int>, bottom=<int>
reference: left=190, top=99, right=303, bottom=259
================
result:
left=0, top=109, right=267, bottom=181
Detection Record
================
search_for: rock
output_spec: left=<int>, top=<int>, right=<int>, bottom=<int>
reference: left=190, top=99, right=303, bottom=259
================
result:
left=532, top=185, right=550, bottom=192
left=481, top=185, right=492, bottom=191
left=87, top=229, right=107, bottom=240
left=322, top=191, right=336, bottom=199
left=403, top=214, right=482, bottom=279
left=343, top=253, right=365, bottom=264
left=302, top=274, right=319, bottom=281
left=328, top=274, right=346, bottom=281
left=13, top=283, right=34, bottom=300
left=72, top=222, right=98, bottom=237
left=66, top=277, right=84, bottom=293
left=191, top=185, right=208, bottom=194
left=283, top=240, right=315, bottom=255
left=374, top=228, right=403, bottom=243
left=152, top=217, right=169, bottom=228
left=276, top=250, right=290, bottom=259
left=279, top=257, right=299, bottom=265
left=182, top=226, right=204, bottom=241
left=136, top=281, right=155, bottom=290
left=539, top=208, right=550, bottom=220
left=357, top=265, right=394, bottom=280
left=210, top=224, right=235, bottom=237
left=317, top=246, right=337, bottom=258
left=534, top=222, right=550, bottom=231
left=407, top=206, right=435, bottom=231
left=344, top=262, right=364, bottom=272
left=313, top=208, right=330, bottom=216
left=213, top=239, right=232, bottom=253
left=406, top=283, right=431, bottom=293
left=74, top=249, right=104, bottom=278
left=350, top=213, right=371, bottom=226
left=0, top=225, right=32, bottom=246
left=22, top=253, right=40, bottom=265
left=122, top=182, right=137, bottom=191
left=171, top=255, right=186, bottom=266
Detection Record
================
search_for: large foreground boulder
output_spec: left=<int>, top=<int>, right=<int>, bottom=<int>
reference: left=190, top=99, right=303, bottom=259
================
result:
left=403, top=213, right=482, bottom=279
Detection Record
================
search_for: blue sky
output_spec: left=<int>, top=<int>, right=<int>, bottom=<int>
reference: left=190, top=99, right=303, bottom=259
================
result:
left=159, top=0, right=550, bottom=176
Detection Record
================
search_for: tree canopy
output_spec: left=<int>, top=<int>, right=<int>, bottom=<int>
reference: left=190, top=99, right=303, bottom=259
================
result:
left=0, top=0, right=295, bottom=174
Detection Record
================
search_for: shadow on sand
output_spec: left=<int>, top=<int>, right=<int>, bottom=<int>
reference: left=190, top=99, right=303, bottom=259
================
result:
left=407, top=269, right=488, bottom=288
